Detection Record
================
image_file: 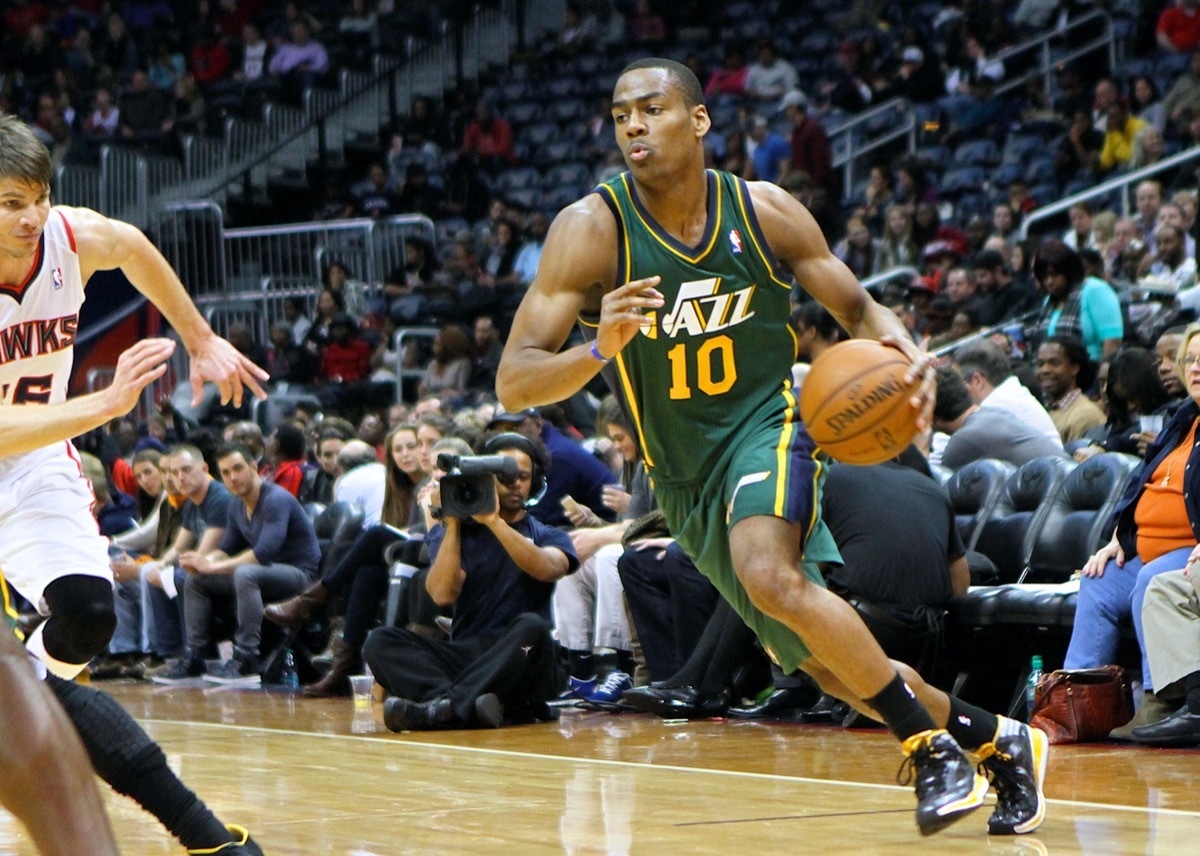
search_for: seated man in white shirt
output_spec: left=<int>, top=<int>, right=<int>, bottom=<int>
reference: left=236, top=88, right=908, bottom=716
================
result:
left=1143, top=224, right=1200, bottom=310
left=953, top=339, right=1064, bottom=449
left=334, top=440, right=386, bottom=526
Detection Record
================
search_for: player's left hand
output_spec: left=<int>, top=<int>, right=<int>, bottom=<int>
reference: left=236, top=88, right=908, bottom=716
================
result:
left=188, top=334, right=270, bottom=407
left=881, top=334, right=935, bottom=431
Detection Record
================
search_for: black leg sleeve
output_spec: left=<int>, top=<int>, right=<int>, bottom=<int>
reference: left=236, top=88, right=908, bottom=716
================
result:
left=45, top=675, right=232, bottom=850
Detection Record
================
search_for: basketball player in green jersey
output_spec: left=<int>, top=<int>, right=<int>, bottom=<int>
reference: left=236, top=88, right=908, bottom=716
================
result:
left=1, top=575, right=119, bottom=856
left=499, top=58, right=1048, bottom=837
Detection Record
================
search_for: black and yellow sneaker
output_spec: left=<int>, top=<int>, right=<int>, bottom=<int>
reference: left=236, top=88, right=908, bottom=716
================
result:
left=898, top=729, right=989, bottom=836
left=978, top=718, right=1049, bottom=835
left=187, top=824, right=263, bottom=855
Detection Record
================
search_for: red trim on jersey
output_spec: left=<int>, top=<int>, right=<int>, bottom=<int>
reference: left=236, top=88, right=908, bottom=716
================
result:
left=58, top=210, right=77, bottom=253
left=0, top=235, right=44, bottom=300
left=63, top=441, right=85, bottom=477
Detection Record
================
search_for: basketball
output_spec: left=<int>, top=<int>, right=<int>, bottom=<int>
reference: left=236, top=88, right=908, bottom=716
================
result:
left=798, top=339, right=922, bottom=465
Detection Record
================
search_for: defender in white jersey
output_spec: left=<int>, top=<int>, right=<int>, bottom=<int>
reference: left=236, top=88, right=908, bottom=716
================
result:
left=0, top=114, right=269, bottom=680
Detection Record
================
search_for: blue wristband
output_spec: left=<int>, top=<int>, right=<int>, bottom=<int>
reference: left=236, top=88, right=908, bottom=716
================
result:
left=589, top=340, right=612, bottom=364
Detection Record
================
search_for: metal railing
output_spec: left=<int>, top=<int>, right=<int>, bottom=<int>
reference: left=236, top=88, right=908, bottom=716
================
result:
left=53, top=163, right=100, bottom=211
left=1019, top=145, right=1200, bottom=240
left=190, top=0, right=526, bottom=210
left=992, top=9, right=1115, bottom=103
left=829, top=9, right=1116, bottom=201
left=931, top=310, right=1042, bottom=359
left=861, top=266, right=921, bottom=293
left=153, top=208, right=438, bottom=372
left=51, top=3, right=527, bottom=229
left=98, top=146, right=183, bottom=228
left=830, top=100, right=917, bottom=201
left=394, top=327, right=440, bottom=402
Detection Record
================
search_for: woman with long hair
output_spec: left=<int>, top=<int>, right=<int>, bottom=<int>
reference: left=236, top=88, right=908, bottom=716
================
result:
left=1029, top=238, right=1124, bottom=359
left=1076, top=347, right=1172, bottom=459
left=1131, top=75, right=1166, bottom=134
left=880, top=204, right=919, bottom=269
left=833, top=216, right=884, bottom=279
left=383, top=423, right=425, bottom=528
left=265, top=423, right=434, bottom=696
left=418, top=324, right=472, bottom=399
left=304, top=287, right=344, bottom=355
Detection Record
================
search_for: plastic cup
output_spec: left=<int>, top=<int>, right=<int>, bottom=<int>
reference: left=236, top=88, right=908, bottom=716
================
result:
left=1139, top=414, right=1164, bottom=434
left=349, top=675, right=374, bottom=709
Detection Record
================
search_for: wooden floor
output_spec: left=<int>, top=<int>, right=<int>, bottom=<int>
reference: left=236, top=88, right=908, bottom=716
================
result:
left=3, top=682, right=1198, bottom=855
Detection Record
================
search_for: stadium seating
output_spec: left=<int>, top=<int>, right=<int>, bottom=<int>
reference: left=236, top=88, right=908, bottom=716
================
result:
left=972, top=456, right=1077, bottom=585
left=944, top=458, right=1017, bottom=552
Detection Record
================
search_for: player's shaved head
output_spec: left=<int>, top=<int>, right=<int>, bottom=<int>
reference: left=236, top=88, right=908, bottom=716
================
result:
left=618, top=58, right=706, bottom=108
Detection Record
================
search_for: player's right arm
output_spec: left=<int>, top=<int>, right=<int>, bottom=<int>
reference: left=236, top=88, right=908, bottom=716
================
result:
left=0, top=338, right=174, bottom=458
left=496, top=196, right=663, bottom=410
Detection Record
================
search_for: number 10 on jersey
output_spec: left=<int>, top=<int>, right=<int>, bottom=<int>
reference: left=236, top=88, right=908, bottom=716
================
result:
left=667, top=334, right=737, bottom=400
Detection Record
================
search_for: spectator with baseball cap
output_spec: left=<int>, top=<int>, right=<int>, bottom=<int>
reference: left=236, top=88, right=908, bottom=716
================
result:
left=877, top=44, right=944, bottom=103
left=487, top=406, right=617, bottom=530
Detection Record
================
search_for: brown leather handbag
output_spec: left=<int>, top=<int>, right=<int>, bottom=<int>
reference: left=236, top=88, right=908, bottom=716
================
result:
left=1029, top=666, right=1134, bottom=744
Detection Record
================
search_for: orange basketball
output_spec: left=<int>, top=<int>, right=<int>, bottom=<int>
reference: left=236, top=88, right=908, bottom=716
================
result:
left=798, top=339, right=922, bottom=465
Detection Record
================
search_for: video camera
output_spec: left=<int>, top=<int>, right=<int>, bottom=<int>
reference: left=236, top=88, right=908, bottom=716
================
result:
left=436, top=453, right=519, bottom=518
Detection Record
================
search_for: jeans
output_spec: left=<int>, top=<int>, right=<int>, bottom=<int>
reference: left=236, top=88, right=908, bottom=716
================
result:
left=139, top=565, right=188, bottom=659
left=1064, top=546, right=1192, bottom=690
left=109, top=579, right=149, bottom=655
left=186, top=564, right=312, bottom=661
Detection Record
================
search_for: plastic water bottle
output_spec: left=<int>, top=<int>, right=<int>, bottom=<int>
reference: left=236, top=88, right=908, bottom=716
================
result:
left=281, top=648, right=300, bottom=692
left=1026, top=655, right=1044, bottom=719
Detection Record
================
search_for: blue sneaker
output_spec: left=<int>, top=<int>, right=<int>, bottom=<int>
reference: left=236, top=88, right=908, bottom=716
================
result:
left=567, top=675, right=597, bottom=700
left=587, top=670, right=632, bottom=703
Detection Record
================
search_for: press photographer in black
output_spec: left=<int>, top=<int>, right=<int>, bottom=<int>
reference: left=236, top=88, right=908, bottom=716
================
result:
left=363, top=433, right=578, bottom=730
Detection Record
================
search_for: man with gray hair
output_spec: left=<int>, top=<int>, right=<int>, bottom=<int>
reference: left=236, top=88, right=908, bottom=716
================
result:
left=335, top=439, right=386, bottom=526
left=954, top=340, right=1063, bottom=448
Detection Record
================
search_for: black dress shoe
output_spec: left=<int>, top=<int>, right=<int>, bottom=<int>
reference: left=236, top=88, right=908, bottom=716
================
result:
left=1130, top=706, right=1200, bottom=747
left=797, top=693, right=850, bottom=724
left=383, top=696, right=459, bottom=732
left=728, top=686, right=818, bottom=719
left=622, top=685, right=728, bottom=719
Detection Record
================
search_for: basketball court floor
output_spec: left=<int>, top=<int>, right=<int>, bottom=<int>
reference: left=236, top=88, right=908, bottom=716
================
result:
left=1, top=682, right=1196, bottom=854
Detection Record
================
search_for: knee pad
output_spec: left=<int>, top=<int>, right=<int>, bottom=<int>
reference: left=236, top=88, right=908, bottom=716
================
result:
left=42, top=575, right=118, bottom=662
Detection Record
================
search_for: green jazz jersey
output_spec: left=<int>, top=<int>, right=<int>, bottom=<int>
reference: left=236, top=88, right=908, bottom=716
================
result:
left=2, top=571, right=19, bottom=640
left=591, top=169, right=799, bottom=487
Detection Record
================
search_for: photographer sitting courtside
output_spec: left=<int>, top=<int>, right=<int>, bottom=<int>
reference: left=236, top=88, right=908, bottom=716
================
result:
left=363, top=433, right=578, bottom=729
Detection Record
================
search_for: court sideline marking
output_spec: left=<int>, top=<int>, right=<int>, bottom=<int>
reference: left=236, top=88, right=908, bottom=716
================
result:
left=143, top=718, right=1200, bottom=820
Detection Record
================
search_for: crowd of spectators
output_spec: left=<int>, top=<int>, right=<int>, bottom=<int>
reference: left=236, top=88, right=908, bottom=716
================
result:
left=12, top=1, right=1200, bottom=744
left=0, top=0, right=455, bottom=163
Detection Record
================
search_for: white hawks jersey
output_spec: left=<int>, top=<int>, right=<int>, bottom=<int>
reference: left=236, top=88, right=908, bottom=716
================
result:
left=0, top=209, right=84, bottom=476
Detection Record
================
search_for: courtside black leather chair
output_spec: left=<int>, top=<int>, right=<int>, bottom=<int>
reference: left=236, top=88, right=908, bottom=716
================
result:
left=944, top=458, right=1017, bottom=552
left=972, top=456, right=1077, bottom=584
left=1023, top=452, right=1140, bottom=583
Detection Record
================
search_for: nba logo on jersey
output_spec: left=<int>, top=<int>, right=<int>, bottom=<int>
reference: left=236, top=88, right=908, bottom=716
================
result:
left=52, top=267, right=64, bottom=289
left=729, top=230, right=743, bottom=254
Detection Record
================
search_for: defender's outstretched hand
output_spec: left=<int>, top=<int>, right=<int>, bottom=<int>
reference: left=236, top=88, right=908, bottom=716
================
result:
left=187, top=335, right=269, bottom=407
left=107, top=338, right=177, bottom=417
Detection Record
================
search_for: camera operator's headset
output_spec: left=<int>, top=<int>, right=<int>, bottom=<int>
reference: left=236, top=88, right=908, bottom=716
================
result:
left=482, top=432, right=549, bottom=507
